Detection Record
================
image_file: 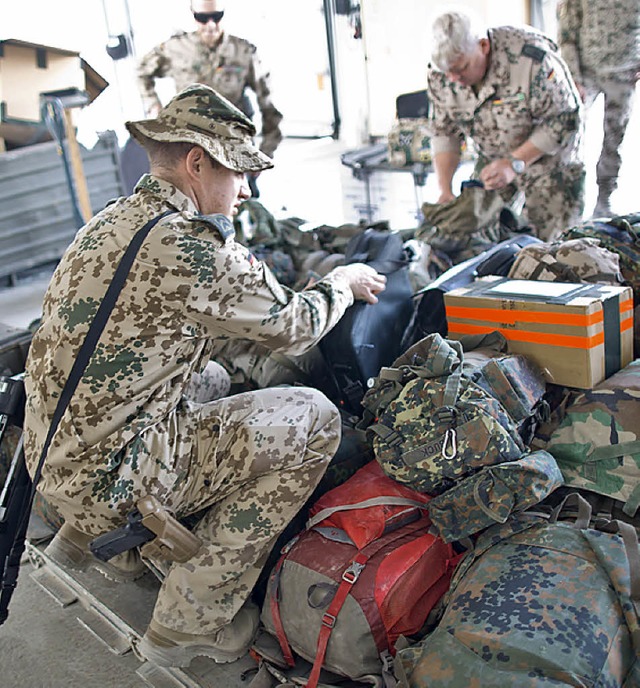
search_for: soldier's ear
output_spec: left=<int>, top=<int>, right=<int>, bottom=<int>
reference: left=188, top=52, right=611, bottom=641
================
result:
left=185, top=145, right=207, bottom=179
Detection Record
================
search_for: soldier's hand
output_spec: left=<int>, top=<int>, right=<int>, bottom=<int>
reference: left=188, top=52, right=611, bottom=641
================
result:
left=437, top=190, right=456, bottom=204
left=480, top=158, right=515, bottom=190
left=330, top=263, right=387, bottom=304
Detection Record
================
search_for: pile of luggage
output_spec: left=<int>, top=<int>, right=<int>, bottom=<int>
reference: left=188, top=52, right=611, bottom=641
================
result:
left=2, top=200, right=640, bottom=687
left=243, top=210, right=640, bottom=687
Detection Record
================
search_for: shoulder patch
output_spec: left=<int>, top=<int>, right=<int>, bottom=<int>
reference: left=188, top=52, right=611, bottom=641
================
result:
left=521, top=43, right=546, bottom=62
left=196, top=213, right=235, bottom=239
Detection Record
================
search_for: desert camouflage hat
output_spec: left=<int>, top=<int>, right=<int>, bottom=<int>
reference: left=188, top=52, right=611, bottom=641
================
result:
left=126, top=84, right=273, bottom=173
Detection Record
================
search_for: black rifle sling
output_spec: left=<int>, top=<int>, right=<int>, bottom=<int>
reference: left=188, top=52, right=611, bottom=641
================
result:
left=0, top=209, right=175, bottom=624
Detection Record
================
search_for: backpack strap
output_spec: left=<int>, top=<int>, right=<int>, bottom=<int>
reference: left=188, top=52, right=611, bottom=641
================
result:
left=306, top=551, right=369, bottom=688
left=266, top=534, right=300, bottom=668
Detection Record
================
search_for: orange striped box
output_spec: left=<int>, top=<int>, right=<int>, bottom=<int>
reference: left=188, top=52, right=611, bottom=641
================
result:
left=444, top=277, right=634, bottom=389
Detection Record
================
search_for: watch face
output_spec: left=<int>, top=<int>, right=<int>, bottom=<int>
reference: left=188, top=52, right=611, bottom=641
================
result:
left=511, top=158, right=525, bottom=174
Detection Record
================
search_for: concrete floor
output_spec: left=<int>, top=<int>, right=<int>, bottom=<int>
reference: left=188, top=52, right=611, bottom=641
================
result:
left=1, top=95, right=639, bottom=686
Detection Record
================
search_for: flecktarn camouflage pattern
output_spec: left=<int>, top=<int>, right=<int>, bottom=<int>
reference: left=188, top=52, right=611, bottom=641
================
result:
left=361, top=333, right=550, bottom=494
left=23, top=162, right=358, bottom=634
left=561, top=214, right=640, bottom=299
left=394, top=513, right=640, bottom=687
left=387, top=118, right=432, bottom=167
left=557, top=0, right=639, bottom=213
left=126, top=84, right=273, bottom=173
left=546, top=359, right=640, bottom=517
left=427, top=450, right=563, bottom=543
left=508, top=236, right=624, bottom=285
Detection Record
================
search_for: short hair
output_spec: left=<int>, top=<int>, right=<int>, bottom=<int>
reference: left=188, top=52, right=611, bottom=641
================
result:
left=430, top=10, right=487, bottom=72
left=137, top=135, right=194, bottom=167
left=136, top=134, right=222, bottom=170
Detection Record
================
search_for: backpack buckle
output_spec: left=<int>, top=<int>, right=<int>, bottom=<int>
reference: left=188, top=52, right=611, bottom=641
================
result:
left=342, top=560, right=365, bottom=584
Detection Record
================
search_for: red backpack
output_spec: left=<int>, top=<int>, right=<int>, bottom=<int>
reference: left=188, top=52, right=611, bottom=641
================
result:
left=257, top=461, right=463, bottom=688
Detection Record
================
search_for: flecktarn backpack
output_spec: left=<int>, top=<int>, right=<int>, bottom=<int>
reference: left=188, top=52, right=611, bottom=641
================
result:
left=256, top=461, right=462, bottom=688
left=508, top=236, right=625, bottom=286
left=360, top=332, right=548, bottom=495
left=394, top=496, right=640, bottom=688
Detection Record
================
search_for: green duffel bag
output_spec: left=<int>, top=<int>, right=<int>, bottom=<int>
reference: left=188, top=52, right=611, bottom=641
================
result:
left=395, top=500, right=640, bottom=687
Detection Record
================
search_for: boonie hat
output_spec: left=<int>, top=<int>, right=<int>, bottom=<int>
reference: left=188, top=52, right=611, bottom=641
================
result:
left=125, top=84, right=273, bottom=173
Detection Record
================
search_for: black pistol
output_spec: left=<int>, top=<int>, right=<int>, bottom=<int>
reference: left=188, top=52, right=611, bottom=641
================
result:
left=89, top=495, right=201, bottom=564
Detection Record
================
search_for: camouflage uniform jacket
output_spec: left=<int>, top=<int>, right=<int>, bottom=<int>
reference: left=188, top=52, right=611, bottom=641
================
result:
left=23, top=174, right=353, bottom=500
left=427, top=26, right=583, bottom=179
left=557, top=0, right=640, bottom=82
left=137, top=31, right=283, bottom=157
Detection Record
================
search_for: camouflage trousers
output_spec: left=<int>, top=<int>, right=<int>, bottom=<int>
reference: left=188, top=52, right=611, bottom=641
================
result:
left=508, top=163, right=585, bottom=241
left=582, top=71, right=637, bottom=207
left=145, top=384, right=340, bottom=634
left=45, top=370, right=340, bottom=634
left=475, top=158, right=585, bottom=241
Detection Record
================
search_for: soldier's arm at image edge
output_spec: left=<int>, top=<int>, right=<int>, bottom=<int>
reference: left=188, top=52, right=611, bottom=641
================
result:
left=248, top=51, right=283, bottom=158
left=136, top=45, right=167, bottom=115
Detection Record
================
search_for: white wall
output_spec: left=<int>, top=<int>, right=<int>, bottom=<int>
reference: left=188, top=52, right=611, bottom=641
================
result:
left=2, top=0, right=536, bottom=149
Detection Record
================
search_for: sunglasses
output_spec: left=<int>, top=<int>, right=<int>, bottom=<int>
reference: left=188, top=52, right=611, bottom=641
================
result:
left=194, top=11, right=224, bottom=24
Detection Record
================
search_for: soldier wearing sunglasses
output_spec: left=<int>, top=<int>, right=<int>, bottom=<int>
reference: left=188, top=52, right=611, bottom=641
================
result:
left=137, top=0, right=283, bottom=190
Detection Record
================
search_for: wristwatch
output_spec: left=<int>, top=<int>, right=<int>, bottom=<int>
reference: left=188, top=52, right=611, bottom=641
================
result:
left=509, top=156, right=526, bottom=174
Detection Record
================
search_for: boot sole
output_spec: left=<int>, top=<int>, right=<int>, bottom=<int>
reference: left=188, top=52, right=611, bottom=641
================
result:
left=135, top=636, right=247, bottom=667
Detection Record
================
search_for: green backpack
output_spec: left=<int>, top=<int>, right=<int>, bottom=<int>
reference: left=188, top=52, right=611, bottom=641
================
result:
left=360, top=332, right=548, bottom=495
left=394, top=500, right=640, bottom=687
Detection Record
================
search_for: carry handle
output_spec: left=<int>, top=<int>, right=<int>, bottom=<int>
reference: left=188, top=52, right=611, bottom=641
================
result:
left=306, top=496, right=428, bottom=530
left=549, top=491, right=592, bottom=529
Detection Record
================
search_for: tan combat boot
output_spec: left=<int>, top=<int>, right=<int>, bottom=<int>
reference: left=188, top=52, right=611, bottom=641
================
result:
left=136, top=601, right=259, bottom=667
left=44, top=522, right=147, bottom=582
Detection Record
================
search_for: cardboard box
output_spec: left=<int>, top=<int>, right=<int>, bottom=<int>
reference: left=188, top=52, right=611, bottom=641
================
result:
left=444, top=277, right=634, bottom=389
left=0, top=39, right=108, bottom=147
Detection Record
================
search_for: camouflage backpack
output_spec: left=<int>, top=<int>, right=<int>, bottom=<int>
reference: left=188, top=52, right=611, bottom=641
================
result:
left=562, top=214, right=640, bottom=356
left=507, top=236, right=624, bottom=286
left=544, top=358, right=640, bottom=518
left=561, top=213, right=640, bottom=299
left=394, top=502, right=640, bottom=688
left=360, top=332, right=548, bottom=495
left=387, top=118, right=431, bottom=167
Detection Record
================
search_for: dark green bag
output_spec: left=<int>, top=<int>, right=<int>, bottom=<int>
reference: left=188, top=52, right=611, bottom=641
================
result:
left=545, top=359, right=640, bottom=518
left=395, top=500, right=640, bottom=687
